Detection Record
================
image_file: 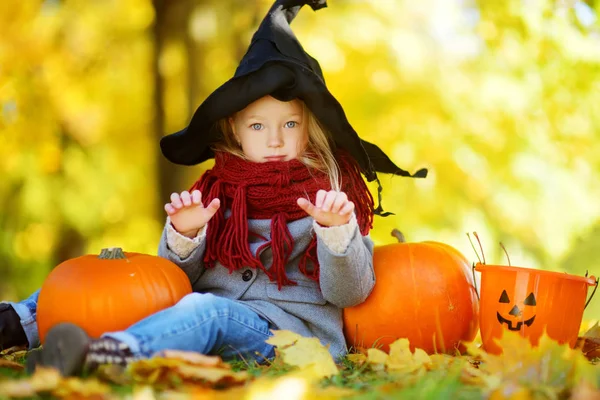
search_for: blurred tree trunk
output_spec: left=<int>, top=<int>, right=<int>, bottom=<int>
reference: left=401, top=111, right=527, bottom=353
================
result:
left=151, top=0, right=273, bottom=217
left=185, top=0, right=199, bottom=118
left=152, top=0, right=190, bottom=218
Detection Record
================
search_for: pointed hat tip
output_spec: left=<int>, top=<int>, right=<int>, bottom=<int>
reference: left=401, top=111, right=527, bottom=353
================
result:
left=308, top=0, right=327, bottom=10
left=413, top=168, right=428, bottom=178
left=279, top=0, right=327, bottom=11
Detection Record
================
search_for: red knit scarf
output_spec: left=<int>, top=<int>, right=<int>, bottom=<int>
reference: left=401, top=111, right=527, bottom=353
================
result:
left=189, top=150, right=374, bottom=289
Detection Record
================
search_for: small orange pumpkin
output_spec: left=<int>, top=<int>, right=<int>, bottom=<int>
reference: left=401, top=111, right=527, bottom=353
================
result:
left=343, top=230, right=479, bottom=354
left=37, top=248, right=192, bottom=343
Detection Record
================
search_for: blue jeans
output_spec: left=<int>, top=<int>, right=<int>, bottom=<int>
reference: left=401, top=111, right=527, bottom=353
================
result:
left=7, top=291, right=275, bottom=362
left=104, top=293, right=276, bottom=362
left=5, top=289, right=40, bottom=349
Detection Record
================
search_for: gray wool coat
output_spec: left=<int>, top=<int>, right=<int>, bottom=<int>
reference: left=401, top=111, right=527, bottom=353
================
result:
left=157, top=215, right=375, bottom=359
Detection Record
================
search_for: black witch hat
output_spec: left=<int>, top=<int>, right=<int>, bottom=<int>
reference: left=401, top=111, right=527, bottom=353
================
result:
left=160, top=0, right=427, bottom=213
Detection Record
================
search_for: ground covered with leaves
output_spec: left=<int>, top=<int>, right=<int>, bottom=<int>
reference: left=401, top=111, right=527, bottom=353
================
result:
left=1, top=325, right=599, bottom=400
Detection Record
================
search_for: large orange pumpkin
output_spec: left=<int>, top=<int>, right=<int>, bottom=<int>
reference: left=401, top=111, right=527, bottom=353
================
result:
left=37, top=248, right=192, bottom=343
left=343, top=231, right=479, bottom=354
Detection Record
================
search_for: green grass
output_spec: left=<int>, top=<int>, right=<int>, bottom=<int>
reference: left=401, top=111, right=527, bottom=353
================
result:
left=227, top=353, right=488, bottom=399
left=0, top=354, right=485, bottom=400
left=2, top=351, right=598, bottom=400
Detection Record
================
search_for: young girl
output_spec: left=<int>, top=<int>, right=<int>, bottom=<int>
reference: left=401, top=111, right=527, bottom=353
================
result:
left=3, top=0, right=426, bottom=376
left=24, top=93, right=377, bottom=376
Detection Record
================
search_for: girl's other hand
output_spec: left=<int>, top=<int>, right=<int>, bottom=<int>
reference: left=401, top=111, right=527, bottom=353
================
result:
left=165, top=190, right=220, bottom=238
left=297, top=189, right=354, bottom=227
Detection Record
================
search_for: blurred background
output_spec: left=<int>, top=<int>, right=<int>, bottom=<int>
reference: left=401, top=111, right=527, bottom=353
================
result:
left=1, top=0, right=599, bottom=320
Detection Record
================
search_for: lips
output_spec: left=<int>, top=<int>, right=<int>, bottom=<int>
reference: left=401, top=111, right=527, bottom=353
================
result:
left=265, top=156, right=286, bottom=161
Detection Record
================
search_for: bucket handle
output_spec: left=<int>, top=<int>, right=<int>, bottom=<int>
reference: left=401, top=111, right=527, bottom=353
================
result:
left=471, top=264, right=480, bottom=301
left=585, top=276, right=599, bottom=310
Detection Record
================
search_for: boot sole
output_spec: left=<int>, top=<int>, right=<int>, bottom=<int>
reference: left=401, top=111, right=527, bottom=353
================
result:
left=27, top=322, right=90, bottom=376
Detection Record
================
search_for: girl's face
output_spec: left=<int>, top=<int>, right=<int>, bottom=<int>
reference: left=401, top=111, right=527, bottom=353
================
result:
left=229, top=96, right=308, bottom=163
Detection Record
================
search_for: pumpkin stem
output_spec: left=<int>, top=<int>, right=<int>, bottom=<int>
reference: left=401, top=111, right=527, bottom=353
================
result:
left=472, top=232, right=486, bottom=264
left=499, top=242, right=511, bottom=266
left=98, top=248, right=127, bottom=260
left=391, top=229, right=406, bottom=243
left=466, top=232, right=483, bottom=264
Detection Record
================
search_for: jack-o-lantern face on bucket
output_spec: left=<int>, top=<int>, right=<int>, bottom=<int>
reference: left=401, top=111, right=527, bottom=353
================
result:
left=496, top=290, right=537, bottom=331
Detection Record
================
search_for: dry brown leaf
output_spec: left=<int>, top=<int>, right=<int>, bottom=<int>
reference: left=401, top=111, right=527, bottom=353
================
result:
left=128, top=356, right=248, bottom=388
left=0, top=346, right=28, bottom=363
left=0, top=345, right=27, bottom=356
left=576, top=337, right=600, bottom=360
left=0, top=358, right=24, bottom=371
left=577, top=321, right=600, bottom=360
left=266, top=330, right=338, bottom=379
left=152, top=350, right=225, bottom=367
left=175, top=364, right=248, bottom=385
left=570, top=381, right=600, bottom=400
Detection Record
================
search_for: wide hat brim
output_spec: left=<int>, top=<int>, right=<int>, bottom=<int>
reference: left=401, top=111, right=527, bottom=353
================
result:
left=160, top=0, right=427, bottom=182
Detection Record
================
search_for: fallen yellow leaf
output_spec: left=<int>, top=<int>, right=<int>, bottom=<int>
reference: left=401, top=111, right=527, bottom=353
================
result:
left=265, top=330, right=305, bottom=348
left=363, top=338, right=432, bottom=375
left=0, top=367, right=61, bottom=397
left=387, top=338, right=431, bottom=373
left=345, top=353, right=367, bottom=367
left=488, top=384, right=532, bottom=400
left=53, top=376, right=112, bottom=398
left=366, top=348, right=388, bottom=368
left=266, top=330, right=339, bottom=379
left=466, top=330, right=597, bottom=394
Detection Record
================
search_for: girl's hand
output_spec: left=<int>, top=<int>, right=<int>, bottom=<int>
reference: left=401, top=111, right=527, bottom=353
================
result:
left=297, top=189, right=354, bottom=227
left=165, top=190, right=220, bottom=238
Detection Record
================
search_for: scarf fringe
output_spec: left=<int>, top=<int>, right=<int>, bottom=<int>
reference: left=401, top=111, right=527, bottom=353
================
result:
left=270, top=213, right=295, bottom=289
left=298, top=237, right=319, bottom=282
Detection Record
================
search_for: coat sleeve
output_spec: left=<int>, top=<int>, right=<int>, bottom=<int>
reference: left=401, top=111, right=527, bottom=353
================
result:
left=314, top=215, right=376, bottom=308
left=157, top=219, right=207, bottom=285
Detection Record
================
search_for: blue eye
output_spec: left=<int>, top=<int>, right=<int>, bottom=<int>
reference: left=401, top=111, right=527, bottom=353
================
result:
left=285, top=121, right=298, bottom=128
left=251, top=123, right=263, bottom=130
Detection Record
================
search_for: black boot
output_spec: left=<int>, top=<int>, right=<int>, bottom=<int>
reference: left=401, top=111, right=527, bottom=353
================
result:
left=0, top=304, right=28, bottom=350
left=26, top=322, right=140, bottom=376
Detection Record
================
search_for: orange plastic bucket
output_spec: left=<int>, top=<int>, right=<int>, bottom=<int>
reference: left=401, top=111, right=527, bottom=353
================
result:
left=474, top=263, right=598, bottom=354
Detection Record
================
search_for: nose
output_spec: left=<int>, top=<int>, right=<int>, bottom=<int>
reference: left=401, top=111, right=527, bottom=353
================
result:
left=268, top=128, right=284, bottom=148
left=508, top=305, right=520, bottom=317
